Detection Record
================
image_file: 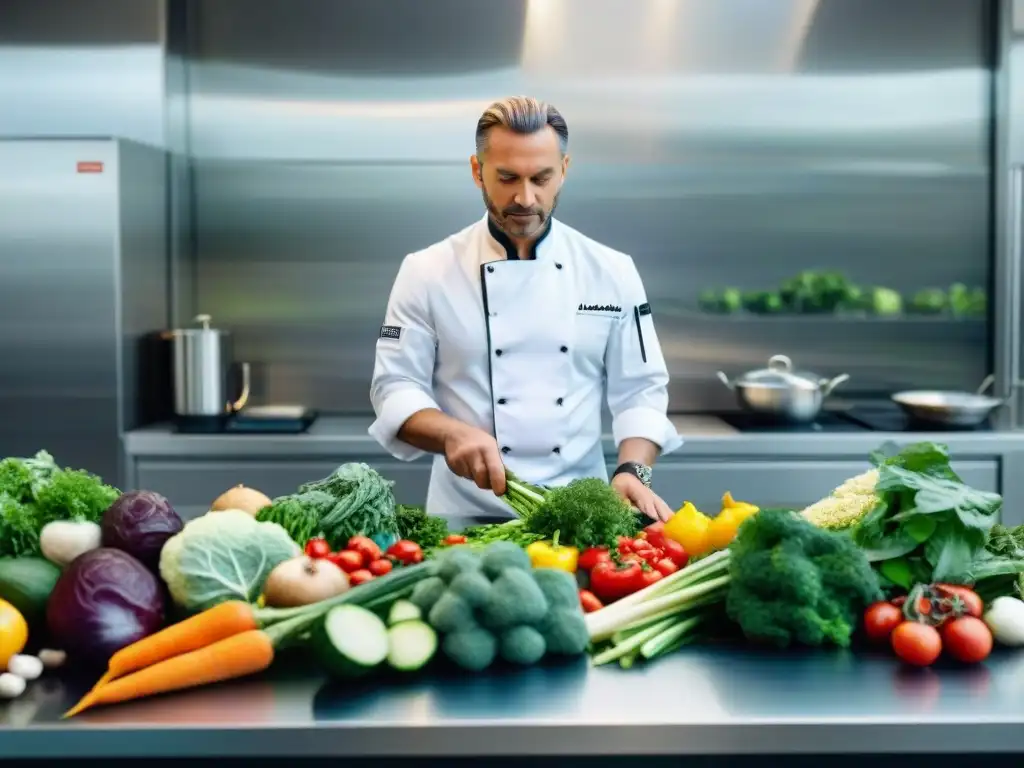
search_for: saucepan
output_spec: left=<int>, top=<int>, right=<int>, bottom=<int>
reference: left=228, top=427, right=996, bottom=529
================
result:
left=891, top=375, right=1007, bottom=429
left=717, top=354, right=850, bottom=424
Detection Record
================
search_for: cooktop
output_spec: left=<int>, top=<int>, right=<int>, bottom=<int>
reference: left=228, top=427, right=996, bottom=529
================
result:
left=713, top=401, right=992, bottom=434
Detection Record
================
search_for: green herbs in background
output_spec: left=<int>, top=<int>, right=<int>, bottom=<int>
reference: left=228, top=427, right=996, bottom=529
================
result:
left=395, top=505, right=449, bottom=548
left=850, top=442, right=1004, bottom=588
left=256, top=490, right=336, bottom=545
left=501, top=472, right=639, bottom=549
left=0, top=450, right=120, bottom=558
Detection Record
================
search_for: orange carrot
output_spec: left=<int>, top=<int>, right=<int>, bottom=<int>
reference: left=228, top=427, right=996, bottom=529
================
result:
left=91, top=600, right=259, bottom=689
left=66, top=629, right=275, bottom=718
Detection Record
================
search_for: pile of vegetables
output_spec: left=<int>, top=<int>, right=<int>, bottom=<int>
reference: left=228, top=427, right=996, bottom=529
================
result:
left=256, top=462, right=400, bottom=551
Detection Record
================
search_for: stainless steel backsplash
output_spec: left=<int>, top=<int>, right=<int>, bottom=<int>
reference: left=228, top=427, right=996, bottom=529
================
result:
left=185, top=0, right=994, bottom=413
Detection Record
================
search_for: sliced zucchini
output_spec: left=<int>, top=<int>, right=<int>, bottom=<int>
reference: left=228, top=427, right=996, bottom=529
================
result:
left=387, top=599, right=423, bottom=626
left=387, top=621, right=438, bottom=672
left=314, top=605, right=389, bottom=678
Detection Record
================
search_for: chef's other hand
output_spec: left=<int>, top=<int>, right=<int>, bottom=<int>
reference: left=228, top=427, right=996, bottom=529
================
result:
left=611, top=473, right=673, bottom=522
left=443, top=424, right=507, bottom=495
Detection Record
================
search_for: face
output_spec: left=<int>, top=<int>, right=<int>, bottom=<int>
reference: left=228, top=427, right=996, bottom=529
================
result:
left=471, top=125, right=570, bottom=240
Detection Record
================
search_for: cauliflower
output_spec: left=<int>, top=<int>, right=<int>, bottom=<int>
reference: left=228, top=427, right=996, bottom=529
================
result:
left=800, top=469, right=881, bottom=531
left=159, top=509, right=299, bottom=612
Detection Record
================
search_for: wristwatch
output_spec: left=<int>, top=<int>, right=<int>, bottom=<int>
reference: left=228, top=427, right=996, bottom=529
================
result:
left=613, top=462, right=652, bottom=489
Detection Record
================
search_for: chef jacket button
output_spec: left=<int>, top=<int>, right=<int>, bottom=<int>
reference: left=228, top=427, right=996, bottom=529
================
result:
left=552, top=447, right=561, bottom=454
left=556, top=397, right=564, bottom=406
left=497, top=398, right=507, bottom=405
left=555, top=262, right=563, bottom=269
left=495, top=349, right=503, bottom=356
left=487, top=265, right=495, bottom=273
left=502, top=446, right=511, bottom=454
left=560, top=345, right=568, bottom=353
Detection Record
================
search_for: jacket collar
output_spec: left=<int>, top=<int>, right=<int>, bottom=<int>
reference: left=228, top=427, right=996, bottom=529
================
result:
left=484, top=214, right=554, bottom=261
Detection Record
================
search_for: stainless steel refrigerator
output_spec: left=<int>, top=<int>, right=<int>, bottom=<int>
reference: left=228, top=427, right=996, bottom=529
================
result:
left=0, top=138, right=170, bottom=485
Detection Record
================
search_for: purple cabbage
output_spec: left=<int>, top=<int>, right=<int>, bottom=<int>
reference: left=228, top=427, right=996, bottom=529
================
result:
left=101, top=490, right=183, bottom=570
left=47, top=548, right=165, bottom=665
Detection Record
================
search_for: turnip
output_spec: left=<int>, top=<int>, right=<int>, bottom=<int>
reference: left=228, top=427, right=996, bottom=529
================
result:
left=39, top=520, right=102, bottom=568
left=983, top=596, right=1024, bottom=646
left=262, top=556, right=349, bottom=608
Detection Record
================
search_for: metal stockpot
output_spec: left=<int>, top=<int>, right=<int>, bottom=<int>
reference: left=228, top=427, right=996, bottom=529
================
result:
left=717, top=354, right=850, bottom=423
left=165, top=314, right=250, bottom=420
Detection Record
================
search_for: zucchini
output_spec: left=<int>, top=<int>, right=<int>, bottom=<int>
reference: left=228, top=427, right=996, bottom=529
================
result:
left=387, top=620, right=437, bottom=672
left=0, top=557, right=61, bottom=627
left=313, top=605, right=389, bottom=678
left=387, top=599, right=422, bottom=626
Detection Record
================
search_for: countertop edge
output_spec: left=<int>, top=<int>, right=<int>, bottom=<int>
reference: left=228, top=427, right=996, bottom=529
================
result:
left=4, top=721, right=1024, bottom=757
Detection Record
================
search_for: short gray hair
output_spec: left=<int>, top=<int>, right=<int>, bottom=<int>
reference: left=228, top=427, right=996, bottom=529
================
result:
left=475, top=96, right=569, bottom=157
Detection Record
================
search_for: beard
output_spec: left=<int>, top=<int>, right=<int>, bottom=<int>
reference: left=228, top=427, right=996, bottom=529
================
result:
left=482, top=186, right=559, bottom=239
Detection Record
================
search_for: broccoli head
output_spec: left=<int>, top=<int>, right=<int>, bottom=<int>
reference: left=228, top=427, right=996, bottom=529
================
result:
left=725, top=508, right=881, bottom=648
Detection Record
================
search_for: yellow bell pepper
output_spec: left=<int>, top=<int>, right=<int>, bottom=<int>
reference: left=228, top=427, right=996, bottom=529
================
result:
left=663, top=502, right=712, bottom=557
left=526, top=534, right=579, bottom=572
left=706, top=492, right=760, bottom=551
left=721, top=491, right=759, bottom=517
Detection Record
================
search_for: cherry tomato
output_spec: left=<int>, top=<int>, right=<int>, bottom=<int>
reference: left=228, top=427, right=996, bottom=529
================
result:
left=631, top=539, right=657, bottom=557
left=863, top=601, right=904, bottom=644
left=891, top=621, right=942, bottom=667
left=620, top=552, right=645, bottom=564
left=653, top=558, right=678, bottom=577
left=329, top=550, right=364, bottom=573
left=617, top=536, right=633, bottom=555
left=443, top=534, right=468, bottom=546
left=935, top=584, right=984, bottom=619
left=368, top=558, right=393, bottom=576
left=659, top=539, right=689, bottom=568
left=578, top=547, right=611, bottom=571
left=347, top=536, right=382, bottom=564
left=304, top=538, right=331, bottom=559
left=644, top=521, right=667, bottom=549
left=941, top=616, right=992, bottom=664
left=348, top=569, right=375, bottom=586
left=641, top=568, right=664, bottom=587
left=590, top=561, right=645, bottom=602
left=579, top=589, right=603, bottom=613
left=386, top=540, right=424, bottom=565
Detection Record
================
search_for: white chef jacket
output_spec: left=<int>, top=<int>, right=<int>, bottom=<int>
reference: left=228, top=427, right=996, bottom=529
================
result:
left=369, top=215, right=682, bottom=519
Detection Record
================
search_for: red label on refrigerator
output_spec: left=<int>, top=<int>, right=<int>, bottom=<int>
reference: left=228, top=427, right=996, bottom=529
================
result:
left=76, top=161, right=104, bottom=173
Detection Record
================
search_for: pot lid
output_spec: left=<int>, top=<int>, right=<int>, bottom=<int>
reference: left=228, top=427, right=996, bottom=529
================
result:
left=734, top=355, right=822, bottom=391
left=165, top=314, right=229, bottom=337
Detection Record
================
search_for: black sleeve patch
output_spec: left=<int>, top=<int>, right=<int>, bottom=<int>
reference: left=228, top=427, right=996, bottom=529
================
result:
left=380, top=325, right=402, bottom=340
left=638, top=302, right=652, bottom=316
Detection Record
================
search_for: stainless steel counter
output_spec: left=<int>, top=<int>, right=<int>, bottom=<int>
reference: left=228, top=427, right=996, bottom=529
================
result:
left=3, top=647, right=1024, bottom=758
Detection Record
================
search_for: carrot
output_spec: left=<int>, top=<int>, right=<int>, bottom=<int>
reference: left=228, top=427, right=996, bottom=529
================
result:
left=91, top=600, right=259, bottom=689
left=65, top=629, right=275, bottom=718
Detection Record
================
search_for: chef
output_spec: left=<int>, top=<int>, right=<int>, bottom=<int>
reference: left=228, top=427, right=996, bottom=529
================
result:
left=369, top=96, right=682, bottom=521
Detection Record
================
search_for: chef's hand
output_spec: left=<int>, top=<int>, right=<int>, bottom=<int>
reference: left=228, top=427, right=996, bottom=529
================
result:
left=443, top=424, right=508, bottom=495
left=611, top=474, right=674, bottom=522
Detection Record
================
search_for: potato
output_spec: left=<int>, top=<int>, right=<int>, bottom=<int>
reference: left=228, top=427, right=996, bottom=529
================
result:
left=262, top=556, right=349, bottom=608
left=210, top=485, right=272, bottom=517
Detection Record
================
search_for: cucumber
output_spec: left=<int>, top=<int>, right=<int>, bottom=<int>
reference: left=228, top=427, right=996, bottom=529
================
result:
left=0, top=557, right=61, bottom=627
left=387, top=599, right=422, bottom=626
left=313, top=605, right=389, bottom=678
left=387, top=620, right=438, bottom=672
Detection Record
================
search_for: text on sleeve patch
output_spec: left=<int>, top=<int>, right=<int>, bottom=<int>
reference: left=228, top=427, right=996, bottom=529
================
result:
left=380, top=325, right=402, bottom=340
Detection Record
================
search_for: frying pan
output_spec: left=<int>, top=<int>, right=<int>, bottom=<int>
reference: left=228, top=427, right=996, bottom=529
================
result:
left=890, top=375, right=1008, bottom=428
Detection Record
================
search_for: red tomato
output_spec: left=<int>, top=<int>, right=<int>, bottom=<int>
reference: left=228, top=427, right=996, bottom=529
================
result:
left=653, top=558, right=678, bottom=577
left=589, top=561, right=645, bottom=602
left=348, top=569, right=375, bottom=586
left=329, top=550, right=364, bottom=573
left=578, top=547, right=611, bottom=571
left=347, top=536, right=382, bottom=564
left=935, top=584, right=984, bottom=619
left=386, top=540, right=424, bottom=565
left=443, top=534, right=468, bottom=545
left=659, top=539, right=689, bottom=568
left=644, top=521, right=667, bottom=548
left=304, top=538, right=331, bottom=559
left=641, top=568, right=664, bottom=588
left=863, top=601, right=904, bottom=644
left=368, top=558, right=393, bottom=576
left=941, top=616, right=992, bottom=664
left=891, top=621, right=942, bottom=667
left=579, top=589, right=603, bottom=613
left=616, top=536, right=633, bottom=555
left=631, top=539, right=657, bottom=557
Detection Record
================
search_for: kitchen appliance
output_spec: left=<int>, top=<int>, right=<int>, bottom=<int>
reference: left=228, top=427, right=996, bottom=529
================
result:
left=166, top=314, right=251, bottom=433
left=890, top=375, right=1008, bottom=429
left=225, top=405, right=318, bottom=434
left=716, top=355, right=850, bottom=423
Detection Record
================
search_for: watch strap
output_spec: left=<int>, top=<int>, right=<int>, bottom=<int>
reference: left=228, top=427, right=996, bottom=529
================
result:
left=613, top=461, right=652, bottom=488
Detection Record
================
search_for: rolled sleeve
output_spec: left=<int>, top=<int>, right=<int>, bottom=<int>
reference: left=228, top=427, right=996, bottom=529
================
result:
left=368, top=254, right=440, bottom=461
left=605, top=256, right=683, bottom=457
